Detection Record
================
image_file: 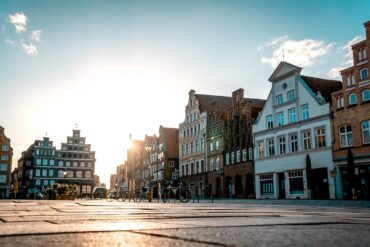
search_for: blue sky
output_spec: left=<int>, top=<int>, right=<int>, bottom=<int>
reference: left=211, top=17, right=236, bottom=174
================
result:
left=1, top=0, right=369, bottom=184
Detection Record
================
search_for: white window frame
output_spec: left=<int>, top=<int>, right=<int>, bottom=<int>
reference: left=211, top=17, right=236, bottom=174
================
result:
left=339, top=125, right=353, bottom=147
left=362, top=89, right=370, bottom=102
left=300, top=104, right=309, bottom=120
left=362, top=120, right=370, bottom=144
left=288, top=108, right=297, bottom=123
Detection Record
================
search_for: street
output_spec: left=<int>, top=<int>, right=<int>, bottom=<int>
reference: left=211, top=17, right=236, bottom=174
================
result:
left=0, top=199, right=370, bottom=246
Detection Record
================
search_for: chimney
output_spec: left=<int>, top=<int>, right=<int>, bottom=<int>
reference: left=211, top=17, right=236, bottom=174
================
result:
left=364, top=21, right=370, bottom=43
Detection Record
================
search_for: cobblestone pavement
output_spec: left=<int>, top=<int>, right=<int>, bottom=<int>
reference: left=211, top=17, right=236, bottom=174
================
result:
left=0, top=199, right=370, bottom=246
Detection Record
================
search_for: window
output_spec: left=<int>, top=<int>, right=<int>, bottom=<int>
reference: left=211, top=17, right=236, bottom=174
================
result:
left=35, top=169, right=41, bottom=177
left=267, top=138, right=275, bottom=156
left=349, top=93, right=357, bottom=105
left=35, top=179, right=41, bottom=186
left=0, top=175, right=6, bottom=183
left=276, top=94, right=283, bottom=105
left=172, top=172, right=179, bottom=180
left=362, top=121, right=370, bottom=144
left=73, top=161, right=78, bottom=167
left=210, top=142, right=213, bottom=152
left=277, top=112, right=284, bottom=126
left=76, top=171, right=83, bottom=178
left=347, top=74, right=355, bottom=86
left=236, top=150, right=241, bottom=162
left=249, top=147, right=253, bottom=160
left=266, top=115, right=273, bottom=129
left=85, top=171, right=92, bottom=178
left=201, top=138, right=204, bottom=150
left=191, top=142, right=194, bottom=153
left=58, top=170, right=64, bottom=178
left=49, top=159, right=54, bottom=166
left=181, top=145, right=185, bottom=156
left=1, top=155, right=8, bottom=161
left=242, top=149, right=247, bottom=161
left=257, top=141, right=264, bottom=158
left=0, top=164, right=7, bottom=171
left=289, top=170, right=304, bottom=194
left=43, top=159, right=48, bottom=166
left=364, top=49, right=367, bottom=59
left=360, top=68, right=368, bottom=80
left=169, top=161, right=175, bottom=168
left=315, top=127, right=326, bottom=148
left=336, top=97, right=344, bottom=109
left=231, top=152, right=235, bottom=164
left=210, top=159, right=214, bottom=171
left=43, top=180, right=49, bottom=186
left=42, top=169, right=47, bottom=177
left=215, top=158, right=220, bottom=170
left=358, top=50, right=363, bottom=61
left=300, top=104, right=309, bottom=120
left=1, top=145, right=9, bottom=151
left=278, top=136, right=286, bottom=154
left=290, top=133, right=298, bottom=152
left=58, top=161, right=63, bottom=166
left=195, top=140, right=199, bottom=152
left=260, top=174, right=274, bottom=195
left=339, top=125, right=353, bottom=147
left=302, top=131, right=311, bottom=150
left=48, top=170, right=54, bottom=177
left=287, top=90, right=295, bottom=101
left=362, top=90, right=370, bottom=102
left=66, top=161, right=71, bottom=167
left=288, top=108, right=297, bottom=123
left=216, top=140, right=220, bottom=150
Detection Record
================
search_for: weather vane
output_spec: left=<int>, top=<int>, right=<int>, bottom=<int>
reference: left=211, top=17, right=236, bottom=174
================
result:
left=45, top=132, right=48, bottom=137
left=75, top=123, right=78, bottom=129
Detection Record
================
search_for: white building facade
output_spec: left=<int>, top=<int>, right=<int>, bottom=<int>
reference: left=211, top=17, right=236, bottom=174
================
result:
left=252, top=62, right=341, bottom=200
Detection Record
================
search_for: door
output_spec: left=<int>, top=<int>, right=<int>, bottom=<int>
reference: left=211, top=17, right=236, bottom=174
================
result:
left=311, top=168, right=329, bottom=199
left=278, top=172, right=286, bottom=199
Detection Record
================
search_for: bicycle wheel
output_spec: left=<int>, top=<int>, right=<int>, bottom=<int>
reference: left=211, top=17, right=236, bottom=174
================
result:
left=106, top=192, right=115, bottom=202
left=133, top=191, right=142, bottom=202
left=162, top=190, right=169, bottom=203
left=180, top=189, right=191, bottom=203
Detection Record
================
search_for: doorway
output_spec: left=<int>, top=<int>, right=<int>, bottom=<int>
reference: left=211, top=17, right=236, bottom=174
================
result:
left=311, top=168, right=329, bottom=199
left=278, top=172, right=285, bottom=199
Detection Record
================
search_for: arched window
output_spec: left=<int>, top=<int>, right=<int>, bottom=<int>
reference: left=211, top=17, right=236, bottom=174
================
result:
left=339, top=125, right=353, bottom=147
left=360, top=68, right=368, bottom=80
left=362, top=89, right=370, bottom=102
left=349, top=93, right=357, bottom=105
left=363, top=49, right=367, bottom=59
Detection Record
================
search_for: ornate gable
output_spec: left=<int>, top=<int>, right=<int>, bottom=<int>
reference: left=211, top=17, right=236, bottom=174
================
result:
left=268, top=62, right=302, bottom=83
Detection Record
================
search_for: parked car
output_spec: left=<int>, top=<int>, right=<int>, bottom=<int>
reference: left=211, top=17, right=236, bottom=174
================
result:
left=92, top=187, right=107, bottom=199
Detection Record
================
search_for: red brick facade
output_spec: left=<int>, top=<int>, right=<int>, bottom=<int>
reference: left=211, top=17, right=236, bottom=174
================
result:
left=331, top=21, right=370, bottom=200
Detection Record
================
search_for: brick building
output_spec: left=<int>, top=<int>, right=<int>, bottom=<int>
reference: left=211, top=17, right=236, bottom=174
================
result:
left=0, top=126, right=13, bottom=198
left=332, top=21, right=370, bottom=200
left=223, top=89, right=265, bottom=198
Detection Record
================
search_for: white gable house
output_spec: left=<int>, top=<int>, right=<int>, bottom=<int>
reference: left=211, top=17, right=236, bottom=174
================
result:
left=252, top=62, right=342, bottom=200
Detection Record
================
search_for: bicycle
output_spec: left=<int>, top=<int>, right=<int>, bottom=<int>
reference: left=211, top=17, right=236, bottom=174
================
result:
left=106, top=191, right=124, bottom=202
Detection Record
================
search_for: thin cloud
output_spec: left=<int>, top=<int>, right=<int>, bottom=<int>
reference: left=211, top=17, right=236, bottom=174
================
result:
left=9, top=12, right=28, bottom=33
left=261, top=36, right=334, bottom=68
left=338, top=35, right=363, bottom=65
left=31, top=29, right=42, bottom=41
left=22, top=43, right=38, bottom=55
left=327, top=67, right=344, bottom=79
left=5, top=38, right=17, bottom=46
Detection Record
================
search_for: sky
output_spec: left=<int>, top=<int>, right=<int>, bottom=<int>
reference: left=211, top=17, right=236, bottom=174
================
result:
left=1, top=0, right=369, bottom=186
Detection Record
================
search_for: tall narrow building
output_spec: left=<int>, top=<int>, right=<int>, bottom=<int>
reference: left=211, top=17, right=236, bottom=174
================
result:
left=56, top=129, right=96, bottom=195
left=0, top=126, right=13, bottom=199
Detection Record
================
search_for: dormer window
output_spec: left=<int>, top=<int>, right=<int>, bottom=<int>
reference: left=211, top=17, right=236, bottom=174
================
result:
left=360, top=68, right=368, bottom=80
